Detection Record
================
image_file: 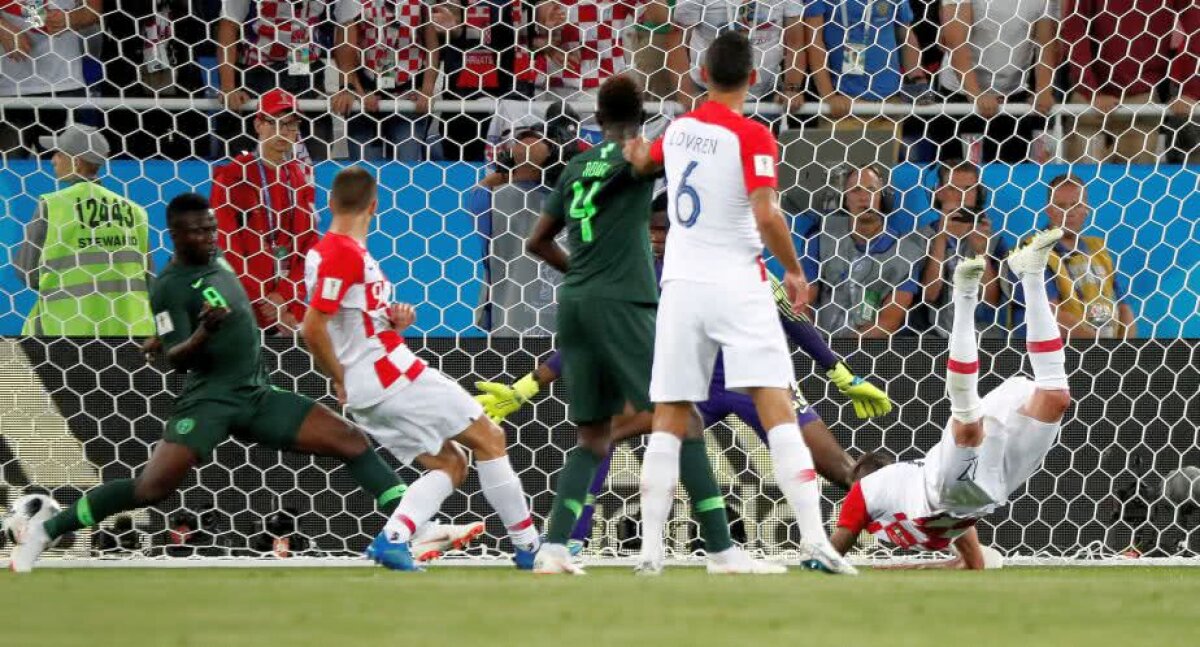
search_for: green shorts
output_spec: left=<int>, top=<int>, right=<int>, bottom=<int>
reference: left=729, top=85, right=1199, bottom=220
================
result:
left=164, top=386, right=317, bottom=460
left=557, top=296, right=655, bottom=424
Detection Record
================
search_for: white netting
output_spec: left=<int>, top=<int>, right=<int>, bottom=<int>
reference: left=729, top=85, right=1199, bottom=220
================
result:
left=1, top=0, right=1199, bottom=567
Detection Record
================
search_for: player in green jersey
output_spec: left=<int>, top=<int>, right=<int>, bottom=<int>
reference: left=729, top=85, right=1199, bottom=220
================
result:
left=9, top=193, right=412, bottom=572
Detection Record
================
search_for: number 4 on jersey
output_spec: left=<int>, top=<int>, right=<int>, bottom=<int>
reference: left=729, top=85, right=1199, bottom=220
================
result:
left=568, top=180, right=600, bottom=242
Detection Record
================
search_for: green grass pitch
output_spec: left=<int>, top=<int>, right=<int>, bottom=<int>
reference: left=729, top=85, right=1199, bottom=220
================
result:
left=2, top=567, right=1197, bottom=646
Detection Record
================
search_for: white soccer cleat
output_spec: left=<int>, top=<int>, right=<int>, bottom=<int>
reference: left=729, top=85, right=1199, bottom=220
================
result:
left=532, top=543, right=585, bottom=575
left=706, top=546, right=787, bottom=575
left=952, top=256, right=987, bottom=293
left=411, top=520, right=486, bottom=562
left=1007, top=227, right=1064, bottom=277
left=800, top=542, right=859, bottom=576
left=9, top=519, right=51, bottom=574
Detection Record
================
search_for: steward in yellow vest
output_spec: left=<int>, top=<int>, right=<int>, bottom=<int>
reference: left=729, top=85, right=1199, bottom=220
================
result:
left=15, top=125, right=153, bottom=336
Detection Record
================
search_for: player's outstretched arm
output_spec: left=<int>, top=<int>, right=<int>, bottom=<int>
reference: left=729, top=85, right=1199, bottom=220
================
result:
left=622, top=137, right=663, bottom=177
left=300, top=307, right=348, bottom=405
left=830, top=526, right=857, bottom=555
left=164, top=304, right=228, bottom=371
left=750, top=187, right=808, bottom=314
left=951, top=527, right=987, bottom=570
left=474, top=353, right=561, bottom=423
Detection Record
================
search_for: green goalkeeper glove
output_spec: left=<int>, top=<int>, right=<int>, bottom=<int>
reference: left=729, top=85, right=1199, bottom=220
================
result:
left=474, top=373, right=541, bottom=423
left=826, top=361, right=893, bottom=419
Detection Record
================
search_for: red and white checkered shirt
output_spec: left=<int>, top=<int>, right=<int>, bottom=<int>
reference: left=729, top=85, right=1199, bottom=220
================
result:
left=360, top=0, right=426, bottom=86
left=223, top=0, right=362, bottom=68
left=515, top=0, right=632, bottom=91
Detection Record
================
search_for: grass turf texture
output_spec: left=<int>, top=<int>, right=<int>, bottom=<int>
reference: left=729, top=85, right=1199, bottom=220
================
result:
left=2, top=567, right=1197, bottom=646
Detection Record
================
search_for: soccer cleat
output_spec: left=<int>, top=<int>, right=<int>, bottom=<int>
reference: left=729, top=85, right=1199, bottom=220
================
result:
left=365, top=530, right=422, bottom=571
left=411, top=521, right=486, bottom=562
left=532, top=543, right=585, bottom=575
left=566, top=539, right=585, bottom=559
left=706, top=546, right=787, bottom=575
left=952, top=256, right=987, bottom=293
left=9, top=520, right=51, bottom=573
left=1007, top=228, right=1064, bottom=277
left=800, top=542, right=859, bottom=576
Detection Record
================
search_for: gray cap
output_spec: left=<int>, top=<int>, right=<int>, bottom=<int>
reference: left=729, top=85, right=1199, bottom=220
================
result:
left=38, top=125, right=110, bottom=165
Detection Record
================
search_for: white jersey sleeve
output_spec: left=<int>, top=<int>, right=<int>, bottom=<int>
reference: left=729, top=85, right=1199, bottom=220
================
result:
left=651, top=101, right=779, bottom=286
left=304, top=232, right=426, bottom=409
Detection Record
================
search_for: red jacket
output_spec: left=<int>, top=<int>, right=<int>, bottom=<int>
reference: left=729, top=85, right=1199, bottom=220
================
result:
left=211, top=152, right=318, bottom=328
left=1063, top=0, right=1200, bottom=101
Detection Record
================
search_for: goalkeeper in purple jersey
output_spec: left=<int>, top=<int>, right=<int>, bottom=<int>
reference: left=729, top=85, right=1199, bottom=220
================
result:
left=475, top=193, right=892, bottom=550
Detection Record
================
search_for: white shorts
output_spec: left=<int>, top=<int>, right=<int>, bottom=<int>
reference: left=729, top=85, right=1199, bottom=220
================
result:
left=649, top=279, right=793, bottom=402
left=347, top=368, right=484, bottom=464
left=930, top=376, right=1061, bottom=513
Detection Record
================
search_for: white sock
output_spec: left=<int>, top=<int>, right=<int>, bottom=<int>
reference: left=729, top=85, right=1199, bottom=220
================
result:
left=766, top=424, right=827, bottom=545
left=384, top=469, right=454, bottom=543
left=639, top=432, right=681, bottom=561
left=947, top=284, right=982, bottom=423
left=476, top=455, right=539, bottom=551
left=1021, top=272, right=1069, bottom=389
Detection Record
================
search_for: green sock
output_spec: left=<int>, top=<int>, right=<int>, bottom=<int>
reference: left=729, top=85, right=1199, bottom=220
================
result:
left=679, top=438, right=733, bottom=554
left=545, top=447, right=603, bottom=545
left=43, top=479, right=137, bottom=540
left=346, top=449, right=407, bottom=515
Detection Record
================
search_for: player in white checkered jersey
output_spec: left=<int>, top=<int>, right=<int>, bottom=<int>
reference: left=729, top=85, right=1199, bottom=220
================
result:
left=300, top=167, right=541, bottom=571
left=831, top=230, right=1073, bottom=570
left=624, top=31, right=856, bottom=576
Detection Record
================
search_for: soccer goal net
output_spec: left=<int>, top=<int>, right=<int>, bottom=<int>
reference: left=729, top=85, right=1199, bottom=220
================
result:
left=0, top=0, right=1198, bottom=567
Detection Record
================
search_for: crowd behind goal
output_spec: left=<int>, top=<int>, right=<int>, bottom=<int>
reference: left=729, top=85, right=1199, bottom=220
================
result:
left=0, top=0, right=1198, bottom=567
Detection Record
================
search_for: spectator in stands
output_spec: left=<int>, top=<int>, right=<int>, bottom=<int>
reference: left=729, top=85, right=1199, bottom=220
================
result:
left=99, top=0, right=212, bottom=160
left=216, top=0, right=363, bottom=159
left=349, top=0, right=442, bottom=160
left=15, top=125, right=155, bottom=337
left=666, top=0, right=808, bottom=113
left=1061, top=0, right=1200, bottom=164
left=917, top=160, right=1007, bottom=337
left=433, top=0, right=522, bottom=161
left=211, top=89, right=318, bottom=335
left=803, top=164, right=926, bottom=337
left=0, top=0, right=100, bottom=160
left=804, top=0, right=926, bottom=118
left=91, top=514, right=142, bottom=555
left=1016, top=174, right=1137, bottom=338
left=625, top=0, right=674, bottom=101
left=934, top=0, right=1058, bottom=163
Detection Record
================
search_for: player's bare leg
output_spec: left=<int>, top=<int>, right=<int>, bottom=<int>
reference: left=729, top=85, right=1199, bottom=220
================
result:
left=748, top=386, right=856, bottom=575
left=452, top=416, right=542, bottom=566
left=13, top=440, right=200, bottom=572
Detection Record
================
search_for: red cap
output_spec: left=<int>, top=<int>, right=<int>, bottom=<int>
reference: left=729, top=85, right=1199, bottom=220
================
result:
left=258, top=89, right=297, bottom=118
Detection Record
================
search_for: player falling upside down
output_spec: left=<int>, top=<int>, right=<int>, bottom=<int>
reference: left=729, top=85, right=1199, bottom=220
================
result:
left=523, top=75, right=784, bottom=574
left=832, top=230, right=1073, bottom=570
left=477, top=193, right=893, bottom=553
left=300, top=167, right=540, bottom=571
left=623, top=30, right=856, bottom=575
left=9, top=193, right=419, bottom=572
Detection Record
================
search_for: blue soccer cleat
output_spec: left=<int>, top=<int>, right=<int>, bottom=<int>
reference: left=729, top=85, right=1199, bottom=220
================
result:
left=366, top=531, right=422, bottom=571
left=513, top=545, right=540, bottom=570
left=567, top=539, right=585, bottom=558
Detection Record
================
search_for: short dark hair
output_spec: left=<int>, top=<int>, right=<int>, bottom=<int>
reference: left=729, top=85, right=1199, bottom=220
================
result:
left=937, top=159, right=981, bottom=186
left=851, top=451, right=894, bottom=482
left=331, top=166, right=378, bottom=214
left=1048, top=172, right=1085, bottom=197
left=596, top=74, right=643, bottom=128
left=704, top=31, right=754, bottom=91
left=166, top=192, right=211, bottom=227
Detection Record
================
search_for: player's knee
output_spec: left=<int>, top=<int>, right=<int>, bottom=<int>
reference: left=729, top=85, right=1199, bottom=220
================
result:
left=133, top=474, right=178, bottom=505
left=471, top=419, right=509, bottom=461
left=953, top=421, right=985, bottom=447
left=1039, top=389, right=1072, bottom=419
left=444, top=447, right=469, bottom=486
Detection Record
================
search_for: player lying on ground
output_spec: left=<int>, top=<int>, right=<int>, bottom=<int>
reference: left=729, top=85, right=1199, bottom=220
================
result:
left=831, top=230, right=1072, bottom=570
left=523, top=75, right=783, bottom=575
left=479, top=195, right=892, bottom=554
left=623, top=31, right=856, bottom=575
left=8, top=193, right=419, bottom=573
left=300, top=168, right=540, bottom=571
